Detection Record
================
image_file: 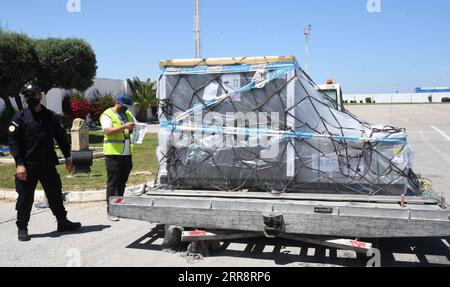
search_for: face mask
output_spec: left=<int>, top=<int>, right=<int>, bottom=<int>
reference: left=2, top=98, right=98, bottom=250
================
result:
left=26, top=98, right=40, bottom=109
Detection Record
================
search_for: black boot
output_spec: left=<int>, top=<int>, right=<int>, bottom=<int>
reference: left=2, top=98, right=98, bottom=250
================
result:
left=18, top=229, right=31, bottom=242
left=57, top=219, right=82, bottom=232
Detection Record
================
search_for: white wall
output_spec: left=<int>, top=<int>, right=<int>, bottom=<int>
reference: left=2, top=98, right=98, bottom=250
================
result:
left=43, top=89, right=65, bottom=114
left=42, top=78, right=131, bottom=115
left=344, top=92, right=450, bottom=104
left=85, top=78, right=130, bottom=98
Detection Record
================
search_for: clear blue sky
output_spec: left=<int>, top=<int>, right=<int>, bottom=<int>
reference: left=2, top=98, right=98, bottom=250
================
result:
left=1, top=0, right=449, bottom=93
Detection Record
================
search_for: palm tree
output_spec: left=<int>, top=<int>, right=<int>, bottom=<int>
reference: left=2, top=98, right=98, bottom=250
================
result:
left=127, top=77, right=157, bottom=122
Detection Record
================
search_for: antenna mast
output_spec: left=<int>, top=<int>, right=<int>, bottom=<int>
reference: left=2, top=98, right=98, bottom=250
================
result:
left=194, top=0, right=202, bottom=58
left=304, top=24, right=312, bottom=73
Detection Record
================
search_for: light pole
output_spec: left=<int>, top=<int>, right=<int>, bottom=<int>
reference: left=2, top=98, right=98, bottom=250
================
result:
left=194, top=0, right=202, bottom=59
left=304, top=25, right=312, bottom=73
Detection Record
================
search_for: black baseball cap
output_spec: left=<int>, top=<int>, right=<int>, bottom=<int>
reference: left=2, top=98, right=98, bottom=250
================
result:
left=22, top=83, right=42, bottom=95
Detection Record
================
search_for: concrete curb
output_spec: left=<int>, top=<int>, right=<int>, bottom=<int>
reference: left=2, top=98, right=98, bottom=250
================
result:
left=0, top=183, right=148, bottom=203
left=0, top=152, right=105, bottom=165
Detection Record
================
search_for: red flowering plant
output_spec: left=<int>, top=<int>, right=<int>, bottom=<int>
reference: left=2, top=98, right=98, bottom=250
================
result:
left=62, top=91, right=91, bottom=121
left=87, top=90, right=115, bottom=124
left=70, top=98, right=90, bottom=120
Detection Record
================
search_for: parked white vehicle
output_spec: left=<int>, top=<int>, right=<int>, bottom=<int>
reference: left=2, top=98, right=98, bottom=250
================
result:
left=317, top=79, right=344, bottom=111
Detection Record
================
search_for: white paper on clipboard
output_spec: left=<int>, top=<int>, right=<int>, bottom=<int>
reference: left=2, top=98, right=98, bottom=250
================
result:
left=132, top=123, right=147, bottom=145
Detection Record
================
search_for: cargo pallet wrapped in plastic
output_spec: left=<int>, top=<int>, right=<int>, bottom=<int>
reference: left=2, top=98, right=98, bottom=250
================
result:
left=155, top=56, right=421, bottom=196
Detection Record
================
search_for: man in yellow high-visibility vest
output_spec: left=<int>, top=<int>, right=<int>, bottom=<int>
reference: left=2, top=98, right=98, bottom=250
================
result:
left=100, top=94, right=136, bottom=221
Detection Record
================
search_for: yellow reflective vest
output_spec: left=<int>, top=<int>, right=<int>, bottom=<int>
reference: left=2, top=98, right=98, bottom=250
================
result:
left=100, top=108, right=135, bottom=156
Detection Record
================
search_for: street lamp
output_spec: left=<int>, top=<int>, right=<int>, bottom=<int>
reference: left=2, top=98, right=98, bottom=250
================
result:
left=304, top=25, right=312, bottom=73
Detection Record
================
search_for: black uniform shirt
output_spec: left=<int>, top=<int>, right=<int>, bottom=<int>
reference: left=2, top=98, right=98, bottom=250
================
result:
left=8, top=106, right=71, bottom=170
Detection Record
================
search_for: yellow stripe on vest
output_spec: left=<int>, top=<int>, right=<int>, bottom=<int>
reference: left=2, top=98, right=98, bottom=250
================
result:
left=101, top=108, right=135, bottom=156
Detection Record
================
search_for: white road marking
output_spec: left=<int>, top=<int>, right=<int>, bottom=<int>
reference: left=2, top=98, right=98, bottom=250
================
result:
left=425, top=255, right=450, bottom=265
left=392, top=253, right=420, bottom=263
left=442, top=239, right=450, bottom=249
left=431, top=125, right=450, bottom=142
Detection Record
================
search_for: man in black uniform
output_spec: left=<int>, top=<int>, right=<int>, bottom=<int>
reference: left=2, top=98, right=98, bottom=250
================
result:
left=8, top=83, right=82, bottom=242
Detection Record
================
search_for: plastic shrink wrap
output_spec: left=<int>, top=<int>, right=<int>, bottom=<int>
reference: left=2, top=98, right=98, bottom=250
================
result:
left=155, top=57, right=421, bottom=196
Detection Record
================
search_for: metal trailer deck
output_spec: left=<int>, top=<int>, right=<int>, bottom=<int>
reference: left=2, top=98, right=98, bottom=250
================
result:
left=110, top=188, right=450, bottom=239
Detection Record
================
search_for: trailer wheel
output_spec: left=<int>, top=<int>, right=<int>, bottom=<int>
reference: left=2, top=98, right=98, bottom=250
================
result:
left=187, top=241, right=210, bottom=258
left=162, top=225, right=182, bottom=250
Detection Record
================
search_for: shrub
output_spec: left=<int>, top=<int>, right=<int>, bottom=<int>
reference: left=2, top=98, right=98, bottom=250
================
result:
left=70, top=98, right=90, bottom=120
left=62, top=92, right=90, bottom=121
left=360, top=100, right=363, bottom=104
left=71, top=103, right=90, bottom=120
left=88, top=90, right=115, bottom=123
left=442, top=97, right=450, bottom=103
left=365, top=97, right=372, bottom=104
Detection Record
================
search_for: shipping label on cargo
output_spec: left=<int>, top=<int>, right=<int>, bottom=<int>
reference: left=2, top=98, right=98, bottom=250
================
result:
left=222, top=74, right=241, bottom=101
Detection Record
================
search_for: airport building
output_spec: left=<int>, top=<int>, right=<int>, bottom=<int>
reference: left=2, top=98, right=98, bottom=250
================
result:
left=345, top=87, right=450, bottom=104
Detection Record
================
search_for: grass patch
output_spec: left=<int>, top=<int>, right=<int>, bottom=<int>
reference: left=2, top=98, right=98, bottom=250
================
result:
left=0, top=133, right=159, bottom=191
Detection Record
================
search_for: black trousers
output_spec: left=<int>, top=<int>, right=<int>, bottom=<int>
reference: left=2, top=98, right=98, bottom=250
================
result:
left=105, top=156, right=133, bottom=212
left=15, top=165, right=67, bottom=230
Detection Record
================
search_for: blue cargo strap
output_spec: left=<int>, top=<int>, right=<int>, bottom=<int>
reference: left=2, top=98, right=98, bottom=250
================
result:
left=160, top=120, right=407, bottom=144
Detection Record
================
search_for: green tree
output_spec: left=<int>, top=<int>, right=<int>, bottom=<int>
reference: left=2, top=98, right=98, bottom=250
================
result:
left=0, top=29, right=37, bottom=142
left=34, top=38, right=97, bottom=93
left=0, top=29, right=37, bottom=113
left=0, top=30, right=97, bottom=141
left=127, top=77, right=157, bottom=122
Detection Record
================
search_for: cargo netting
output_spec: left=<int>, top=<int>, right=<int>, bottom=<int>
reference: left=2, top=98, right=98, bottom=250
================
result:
left=155, top=57, right=421, bottom=196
